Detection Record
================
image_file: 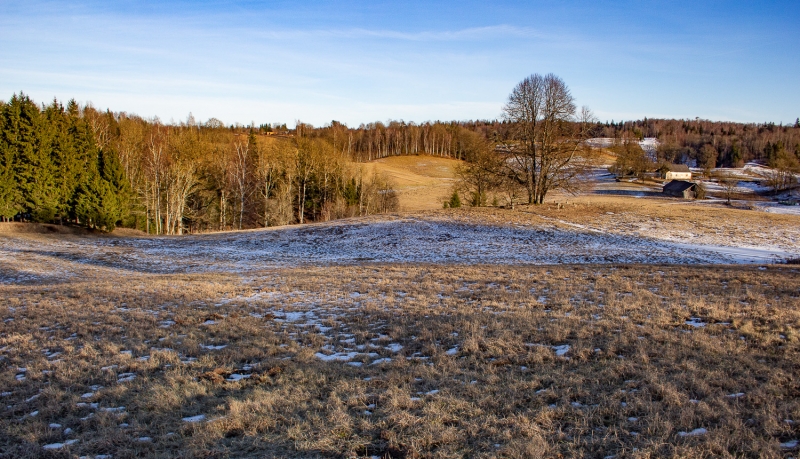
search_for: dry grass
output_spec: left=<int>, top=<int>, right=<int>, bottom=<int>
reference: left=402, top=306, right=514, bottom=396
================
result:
left=0, top=223, right=97, bottom=236
left=2, top=263, right=799, bottom=458
left=361, top=155, right=461, bottom=211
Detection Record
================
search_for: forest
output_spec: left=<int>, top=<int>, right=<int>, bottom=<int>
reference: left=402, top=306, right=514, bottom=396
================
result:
left=1, top=92, right=798, bottom=233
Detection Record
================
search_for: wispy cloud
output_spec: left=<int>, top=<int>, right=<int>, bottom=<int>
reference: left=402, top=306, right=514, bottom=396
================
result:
left=249, top=24, right=547, bottom=42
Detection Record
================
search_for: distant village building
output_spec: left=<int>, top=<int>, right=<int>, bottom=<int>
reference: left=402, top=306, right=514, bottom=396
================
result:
left=662, top=180, right=698, bottom=199
left=660, top=164, right=692, bottom=180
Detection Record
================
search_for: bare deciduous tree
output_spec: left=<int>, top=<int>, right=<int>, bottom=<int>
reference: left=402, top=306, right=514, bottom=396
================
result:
left=230, top=140, right=252, bottom=230
left=765, top=147, right=800, bottom=192
left=718, top=174, right=738, bottom=205
left=144, top=127, right=166, bottom=234
left=454, top=131, right=504, bottom=206
left=255, top=139, right=286, bottom=227
left=503, top=73, right=595, bottom=204
left=294, top=138, right=318, bottom=224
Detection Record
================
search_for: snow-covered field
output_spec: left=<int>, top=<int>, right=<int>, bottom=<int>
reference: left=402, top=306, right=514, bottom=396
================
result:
left=1, top=208, right=798, bottom=284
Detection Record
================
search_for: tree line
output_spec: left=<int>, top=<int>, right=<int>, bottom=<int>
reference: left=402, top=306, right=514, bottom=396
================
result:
left=596, top=118, right=800, bottom=170
left=0, top=94, right=398, bottom=233
left=2, top=87, right=797, bottom=232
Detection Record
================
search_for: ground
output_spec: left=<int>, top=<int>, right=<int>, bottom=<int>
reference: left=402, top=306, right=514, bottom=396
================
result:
left=362, top=155, right=459, bottom=211
left=1, top=157, right=799, bottom=458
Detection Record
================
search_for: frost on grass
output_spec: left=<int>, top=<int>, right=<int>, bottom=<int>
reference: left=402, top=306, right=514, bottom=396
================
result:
left=678, top=428, right=708, bottom=437
left=43, top=439, right=78, bottom=450
left=182, top=414, right=206, bottom=423
left=553, top=344, right=571, bottom=356
left=3, top=211, right=798, bottom=283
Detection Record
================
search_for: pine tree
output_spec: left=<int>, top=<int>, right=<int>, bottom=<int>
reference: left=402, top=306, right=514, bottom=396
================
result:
left=73, top=156, right=123, bottom=232
left=0, top=100, right=21, bottom=220
left=45, top=99, right=87, bottom=223
left=5, top=94, right=61, bottom=222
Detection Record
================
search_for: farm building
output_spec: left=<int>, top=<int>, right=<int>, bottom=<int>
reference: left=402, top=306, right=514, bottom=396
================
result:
left=663, top=180, right=698, bottom=199
left=660, top=164, right=692, bottom=180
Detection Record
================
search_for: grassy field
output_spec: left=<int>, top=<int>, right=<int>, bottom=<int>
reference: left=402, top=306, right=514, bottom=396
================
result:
left=361, top=155, right=459, bottom=210
left=1, top=262, right=799, bottom=458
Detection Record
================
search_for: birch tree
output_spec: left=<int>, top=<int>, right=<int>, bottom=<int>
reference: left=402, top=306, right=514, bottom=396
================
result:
left=230, top=140, right=252, bottom=230
left=294, top=138, right=316, bottom=224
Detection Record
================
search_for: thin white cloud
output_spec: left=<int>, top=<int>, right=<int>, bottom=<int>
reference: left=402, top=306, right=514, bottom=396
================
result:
left=247, top=24, right=548, bottom=42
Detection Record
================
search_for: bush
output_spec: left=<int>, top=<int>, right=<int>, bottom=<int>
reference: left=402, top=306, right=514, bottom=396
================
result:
left=448, top=191, right=461, bottom=208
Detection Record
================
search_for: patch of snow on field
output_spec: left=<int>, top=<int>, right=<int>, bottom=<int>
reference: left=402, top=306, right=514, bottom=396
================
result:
left=756, top=202, right=800, bottom=216
left=43, top=439, right=78, bottom=449
left=685, top=318, right=706, bottom=327
left=553, top=345, right=571, bottom=356
left=315, top=351, right=359, bottom=362
left=385, top=343, right=403, bottom=353
left=781, top=439, right=798, bottom=449
left=678, top=428, right=708, bottom=437
left=200, top=344, right=227, bottom=350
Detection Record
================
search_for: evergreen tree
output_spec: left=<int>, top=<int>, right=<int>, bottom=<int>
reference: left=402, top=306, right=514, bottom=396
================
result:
left=448, top=190, right=461, bottom=208
left=5, top=94, right=61, bottom=222
left=45, top=99, right=88, bottom=222
left=73, top=148, right=127, bottom=231
left=0, top=100, right=22, bottom=220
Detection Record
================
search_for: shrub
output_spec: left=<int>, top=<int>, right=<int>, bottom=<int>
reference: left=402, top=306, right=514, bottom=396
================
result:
left=448, top=191, right=462, bottom=208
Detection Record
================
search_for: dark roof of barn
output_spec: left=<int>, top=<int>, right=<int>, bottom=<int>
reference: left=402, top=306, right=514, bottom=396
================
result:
left=663, top=180, right=696, bottom=192
left=667, top=164, right=691, bottom=172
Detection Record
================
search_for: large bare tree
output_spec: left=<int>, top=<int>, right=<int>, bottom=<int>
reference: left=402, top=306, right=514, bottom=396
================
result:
left=503, top=73, right=595, bottom=204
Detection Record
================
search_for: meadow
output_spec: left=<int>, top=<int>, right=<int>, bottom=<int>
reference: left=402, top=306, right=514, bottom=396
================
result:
left=1, top=260, right=798, bottom=458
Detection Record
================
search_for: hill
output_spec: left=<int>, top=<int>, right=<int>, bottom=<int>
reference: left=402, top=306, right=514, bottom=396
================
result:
left=361, top=155, right=460, bottom=210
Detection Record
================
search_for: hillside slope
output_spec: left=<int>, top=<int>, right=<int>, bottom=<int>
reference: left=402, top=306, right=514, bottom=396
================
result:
left=360, top=155, right=460, bottom=210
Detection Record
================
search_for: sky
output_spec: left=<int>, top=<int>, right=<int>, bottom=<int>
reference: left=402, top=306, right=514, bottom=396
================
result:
left=1, top=1, right=798, bottom=127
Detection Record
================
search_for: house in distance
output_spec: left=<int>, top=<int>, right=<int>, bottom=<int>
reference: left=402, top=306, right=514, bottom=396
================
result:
left=663, top=180, right=698, bottom=199
left=660, top=164, right=692, bottom=180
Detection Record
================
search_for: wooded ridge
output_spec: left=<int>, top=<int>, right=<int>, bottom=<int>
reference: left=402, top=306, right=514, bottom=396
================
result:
left=1, top=92, right=798, bottom=233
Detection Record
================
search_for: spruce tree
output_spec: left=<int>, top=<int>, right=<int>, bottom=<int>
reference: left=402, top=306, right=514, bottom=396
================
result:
left=0, top=101, right=21, bottom=220
left=6, top=94, right=60, bottom=222
left=45, top=99, right=86, bottom=223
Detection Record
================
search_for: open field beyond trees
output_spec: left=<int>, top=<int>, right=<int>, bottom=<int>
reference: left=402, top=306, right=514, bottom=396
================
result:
left=1, top=196, right=800, bottom=458
left=361, top=156, right=458, bottom=211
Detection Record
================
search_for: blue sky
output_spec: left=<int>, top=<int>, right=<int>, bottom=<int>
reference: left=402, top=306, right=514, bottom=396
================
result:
left=1, top=1, right=798, bottom=127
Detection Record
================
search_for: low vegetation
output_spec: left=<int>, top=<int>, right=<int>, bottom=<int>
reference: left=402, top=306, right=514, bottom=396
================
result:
left=1, top=262, right=798, bottom=458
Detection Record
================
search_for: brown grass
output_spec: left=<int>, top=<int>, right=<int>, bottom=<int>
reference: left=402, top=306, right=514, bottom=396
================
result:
left=2, top=263, right=799, bottom=458
left=361, top=155, right=461, bottom=211
left=0, top=223, right=96, bottom=236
